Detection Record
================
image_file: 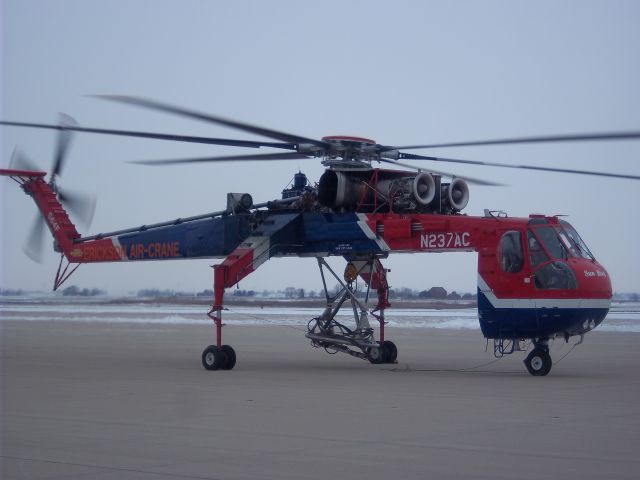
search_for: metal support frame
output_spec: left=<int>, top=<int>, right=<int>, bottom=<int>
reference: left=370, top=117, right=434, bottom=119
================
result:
left=53, top=253, right=81, bottom=291
left=305, top=257, right=389, bottom=362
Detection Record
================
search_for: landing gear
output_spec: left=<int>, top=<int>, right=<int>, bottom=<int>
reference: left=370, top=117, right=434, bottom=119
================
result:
left=381, top=340, right=398, bottom=363
left=221, top=345, right=237, bottom=370
left=306, top=257, right=398, bottom=365
left=202, top=290, right=237, bottom=371
left=368, top=341, right=397, bottom=364
left=201, top=344, right=237, bottom=371
left=367, top=345, right=385, bottom=364
left=493, top=336, right=555, bottom=376
left=524, top=348, right=552, bottom=376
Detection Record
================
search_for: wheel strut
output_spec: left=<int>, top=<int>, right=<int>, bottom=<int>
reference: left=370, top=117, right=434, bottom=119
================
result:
left=201, top=264, right=238, bottom=371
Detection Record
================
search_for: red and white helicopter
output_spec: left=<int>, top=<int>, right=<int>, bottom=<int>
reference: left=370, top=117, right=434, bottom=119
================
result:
left=2, top=96, right=639, bottom=375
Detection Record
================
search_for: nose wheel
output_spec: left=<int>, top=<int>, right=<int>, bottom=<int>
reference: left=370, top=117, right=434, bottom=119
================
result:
left=524, top=347, right=552, bottom=376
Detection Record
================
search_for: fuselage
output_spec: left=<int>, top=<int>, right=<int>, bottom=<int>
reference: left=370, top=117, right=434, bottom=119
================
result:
left=4, top=169, right=612, bottom=342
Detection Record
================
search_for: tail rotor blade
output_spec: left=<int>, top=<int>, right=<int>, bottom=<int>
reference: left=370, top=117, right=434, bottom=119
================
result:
left=9, top=147, right=39, bottom=171
left=51, top=113, right=78, bottom=178
left=58, top=187, right=96, bottom=228
left=23, top=215, right=46, bottom=263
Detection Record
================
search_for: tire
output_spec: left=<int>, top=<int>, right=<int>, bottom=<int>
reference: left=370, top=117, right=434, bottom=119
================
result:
left=381, top=340, right=398, bottom=363
left=221, top=345, right=237, bottom=370
left=524, top=349, right=552, bottom=376
left=201, top=345, right=224, bottom=371
left=368, top=346, right=384, bottom=364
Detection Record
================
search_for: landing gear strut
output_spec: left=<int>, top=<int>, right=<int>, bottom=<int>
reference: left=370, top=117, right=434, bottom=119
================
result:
left=305, top=257, right=397, bottom=364
left=201, top=260, right=245, bottom=371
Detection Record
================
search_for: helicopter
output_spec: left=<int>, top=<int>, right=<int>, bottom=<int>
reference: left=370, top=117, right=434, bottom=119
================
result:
left=2, top=96, right=639, bottom=376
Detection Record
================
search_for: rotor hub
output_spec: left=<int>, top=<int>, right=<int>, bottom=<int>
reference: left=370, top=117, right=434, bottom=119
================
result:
left=320, top=136, right=380, bottom=169
left=321, top=135, right=377, bottom=146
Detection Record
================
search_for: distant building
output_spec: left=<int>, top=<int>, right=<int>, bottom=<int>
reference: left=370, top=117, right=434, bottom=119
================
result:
left=424, top=286, right=447, bottom=299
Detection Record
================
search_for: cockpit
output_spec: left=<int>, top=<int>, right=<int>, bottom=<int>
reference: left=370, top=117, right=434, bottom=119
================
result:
left=497, top=218, right=596, bottom=290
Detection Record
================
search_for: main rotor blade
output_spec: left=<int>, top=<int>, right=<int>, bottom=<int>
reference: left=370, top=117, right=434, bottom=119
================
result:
left=398, top=152, right=640, bottom=181
left=51, top=114, right=77, bottom=178
left=94, top=95, right=328, bottom=148
left=0, top=120, right=295, bottom=150
left=378, top=158, right=504, bottom=186
left=129, top=152, right=313, bottom=166
left=384, top=131, right=640, bottom=151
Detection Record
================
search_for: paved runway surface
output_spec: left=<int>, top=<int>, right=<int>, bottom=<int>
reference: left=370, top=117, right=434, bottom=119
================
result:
left=2, top=321, right=639, bottom=479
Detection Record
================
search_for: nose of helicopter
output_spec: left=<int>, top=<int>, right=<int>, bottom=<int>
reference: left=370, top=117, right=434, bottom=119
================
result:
left=571, top=260, right=612, bottom=334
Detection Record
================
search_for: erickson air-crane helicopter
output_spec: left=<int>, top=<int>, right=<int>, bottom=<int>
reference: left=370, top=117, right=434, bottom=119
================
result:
left=2, top=96, right=639, bottom=376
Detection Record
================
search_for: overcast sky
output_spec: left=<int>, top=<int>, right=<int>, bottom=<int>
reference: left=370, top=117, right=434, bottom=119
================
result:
left=1, top=0, right=639, bottom=295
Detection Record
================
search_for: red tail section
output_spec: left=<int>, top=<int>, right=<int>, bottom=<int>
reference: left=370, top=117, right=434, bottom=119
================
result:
left=1, top=169, right=81, bottom=256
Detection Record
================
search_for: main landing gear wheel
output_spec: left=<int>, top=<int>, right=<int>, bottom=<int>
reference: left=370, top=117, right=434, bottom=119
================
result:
left=368, top=341, right=398, bottom=364
left=381, top=340, right=398, bottom=363
left=201, top=345, right=237, bottom=371
left=524, top=349, right=552, bottom=376
left=221, top=345, right=236, bottom=370
left=367, top=346, right=385, bottom=364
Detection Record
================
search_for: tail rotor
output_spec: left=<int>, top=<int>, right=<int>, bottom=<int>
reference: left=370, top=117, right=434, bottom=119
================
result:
left=24, top=215, right=46, bottom=263
left=10, top=114, right=96, bottom=262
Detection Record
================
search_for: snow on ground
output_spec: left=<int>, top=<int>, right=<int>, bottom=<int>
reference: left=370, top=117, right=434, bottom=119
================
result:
left=1, top=297, right=638, bottom=332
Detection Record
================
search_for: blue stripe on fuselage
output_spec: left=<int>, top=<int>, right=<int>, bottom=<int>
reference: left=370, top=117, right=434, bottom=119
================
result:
left=117, top=215, right=251, bottom=260
left=477, top=289, right=609, bottom=339
left=297, top=213, right=384, bottom=255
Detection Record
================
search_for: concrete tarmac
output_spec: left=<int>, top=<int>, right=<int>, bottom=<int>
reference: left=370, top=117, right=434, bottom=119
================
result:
left=1, top=321, right=639, bottom=479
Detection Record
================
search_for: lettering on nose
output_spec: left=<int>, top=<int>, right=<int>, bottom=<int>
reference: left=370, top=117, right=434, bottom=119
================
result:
left=583, top=269, right=607, bottom=278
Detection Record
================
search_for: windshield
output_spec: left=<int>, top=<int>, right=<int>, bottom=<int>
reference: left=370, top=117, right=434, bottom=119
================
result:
left=560, top=220, right=595, bottom=260
left=533, top=226, right=569, bottom=260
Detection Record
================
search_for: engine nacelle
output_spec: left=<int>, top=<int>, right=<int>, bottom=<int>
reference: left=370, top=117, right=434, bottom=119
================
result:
left=442, top=178, right=469, bottom=211
left=318, top=169, right=438, bottom=212
left=227, top=192, right=253, bottom=213
left=318, top=170, right=361, bottom=208
left=412, top=172, right=436, bottom=205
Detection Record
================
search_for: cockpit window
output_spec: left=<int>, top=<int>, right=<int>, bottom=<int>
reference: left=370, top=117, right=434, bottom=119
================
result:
left=533, top=226, right=568, bottom=260
left=527, top=228, right=578, bottom=290
left=556, top=229, right=575, bottom=256
left=533, top=261, right=578, bottom=290
left=498, top=231, right=524, bottom=273
left=560, top=220, right=595, bottom=260
left=527, top=231, right=549, bottom=267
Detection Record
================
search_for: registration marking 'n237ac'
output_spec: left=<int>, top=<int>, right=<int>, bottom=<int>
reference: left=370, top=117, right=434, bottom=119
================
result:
left=420, top=232, right=471, bottom=249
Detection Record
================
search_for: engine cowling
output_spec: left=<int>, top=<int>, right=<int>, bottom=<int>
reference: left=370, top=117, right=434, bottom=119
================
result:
left=444, top=178, right=469, bottom=211
left=412, top=172, right=436, bottom=206
left=318, top=169, right=439, bottom=212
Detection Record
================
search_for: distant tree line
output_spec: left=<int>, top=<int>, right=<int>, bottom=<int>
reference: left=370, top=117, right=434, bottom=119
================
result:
left=0, top=289, right=27, bottom=296
left=137, top=288, right=197, bottom=298
left=2, top=287, right=637, bottom=302
left=61, top=285, right=106, bottom=296
left=131, top=286, right=477, bottom=300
